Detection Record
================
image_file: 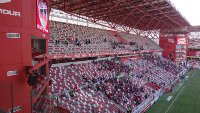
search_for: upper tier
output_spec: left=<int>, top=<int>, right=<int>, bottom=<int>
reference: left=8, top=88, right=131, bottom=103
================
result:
left=49, top=21, right=161, bottom=55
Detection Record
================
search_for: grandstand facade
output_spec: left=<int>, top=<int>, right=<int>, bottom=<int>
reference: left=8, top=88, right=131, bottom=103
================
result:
left=0, top=0, right=200, bottom=113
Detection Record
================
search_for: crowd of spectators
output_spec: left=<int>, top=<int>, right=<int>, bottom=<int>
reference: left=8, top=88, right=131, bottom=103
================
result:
left=187, top=59, right=200, bottom=70
left=48, top=21, right=161, bottom=55
left=49, top=55, right=186, bottom=112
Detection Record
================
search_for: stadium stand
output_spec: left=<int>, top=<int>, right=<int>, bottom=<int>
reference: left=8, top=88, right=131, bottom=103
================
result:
left=188, top=60, right=200, bottom=69
left=119, top=32, right=162, bottom=51
left=48, top=21, right=161, bottom=55
left=189, top=39, right=200, bottom=49
left=1, top=1, right=196, bottom=113
left=49, top=55, right=186, bottom=113
left=49, top=21, right=129, bottom=55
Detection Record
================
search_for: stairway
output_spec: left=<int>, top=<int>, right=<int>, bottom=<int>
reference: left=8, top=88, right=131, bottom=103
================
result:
left=108, top=30, right=128, bottom=44
left=58, top=107, right=71, bottom=113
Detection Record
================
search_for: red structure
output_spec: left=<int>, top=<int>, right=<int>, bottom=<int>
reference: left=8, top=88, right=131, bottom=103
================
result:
left=50, top=0, right=190, bottom=32
left=188, top=49, right=200, bottom=57
left=0, top=0, right=195, bottom=113
left=0, top=0, right=51, bottom=112
left=159, top=33, right=188, bottom=63
left=188, top=39, right=200, bottom=58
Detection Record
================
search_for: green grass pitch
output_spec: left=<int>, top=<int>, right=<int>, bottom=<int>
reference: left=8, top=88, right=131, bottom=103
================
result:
left=146, top=70, right=200, bottom=113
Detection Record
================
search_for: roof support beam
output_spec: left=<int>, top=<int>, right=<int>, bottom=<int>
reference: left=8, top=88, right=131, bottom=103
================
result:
left=73, top=1, right=111, bottom=13
left=68, top=0, right=88, bottom=11
left=98, top=2, right=121, bottom=19
left=120, top=0, right=174, bottom=29
left=133, top=14, right=147, bottom=28
left=97, top=12, right=128, bottom=19
left=117, top=8, right=138, bottom=26
left=50, top=1, right=63, bottom=7
left=143, top=18, right=154, bottom=30
left=144, top=0, right=182, bottom=27
left=50, top=0, right=190, bottom=30
left=70, top=0, right=97, bottom=12
left=82, top=4, right=119, bottom=16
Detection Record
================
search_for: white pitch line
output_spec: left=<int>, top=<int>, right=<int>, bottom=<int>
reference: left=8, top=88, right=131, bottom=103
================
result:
left=165, top=85, right=185, bottom=113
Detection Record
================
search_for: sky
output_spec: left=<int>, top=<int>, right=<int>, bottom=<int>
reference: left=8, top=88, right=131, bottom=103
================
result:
left=170, top=0, right=200, bottom=26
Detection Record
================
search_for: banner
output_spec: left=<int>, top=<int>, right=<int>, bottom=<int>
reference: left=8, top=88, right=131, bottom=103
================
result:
left=168, top=38, right=174, bottom=43
left=49, top=49, right=163, bottom=59
left=187, top=49, right=200, bottom=57
left=36, top=0, right=49, bottom=34
left=177, top=38, right=187, bottom=45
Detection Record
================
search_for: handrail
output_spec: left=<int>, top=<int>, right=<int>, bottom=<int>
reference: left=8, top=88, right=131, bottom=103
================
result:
left=32, top=78, right=50, bottom=104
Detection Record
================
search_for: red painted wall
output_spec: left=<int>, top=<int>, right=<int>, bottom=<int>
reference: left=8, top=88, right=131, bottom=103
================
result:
left=0, top=0, right=49, bottom=112
left=159, top=35, right=188, bottom=62
left=159, top=36, right=176, bottom=60
left=188, top=49, right=200, bottom=56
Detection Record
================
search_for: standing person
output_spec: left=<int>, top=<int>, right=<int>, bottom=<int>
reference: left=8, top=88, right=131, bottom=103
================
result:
left=88, top=39, right=91, bottom=44
left=85, top=39, right=88, bottom=45
left=127, top=105, right=132, bottom=113
left=104, top=38, right=107, bottom=42
left=65, top=40, right=69, bottom=46
left=71, top=36, right=75, bottom=44
left=73, top=84, right=77, bottom=91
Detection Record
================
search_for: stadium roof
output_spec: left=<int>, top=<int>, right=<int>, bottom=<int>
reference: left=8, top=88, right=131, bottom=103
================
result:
left=50, top=0, right=191, bottom=31
left=159, top=26, right=200, bottom=34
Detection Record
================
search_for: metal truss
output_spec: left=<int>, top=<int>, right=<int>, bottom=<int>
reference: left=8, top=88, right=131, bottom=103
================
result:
left=159, top=26, right=200, bottom=39
left=189, top=32, right=200, bottom=39
left=50, top=8, right=161, bottom=40
left=50, top=0, right=200, bottom=40
left=50, top=0, right=190, bottom=31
